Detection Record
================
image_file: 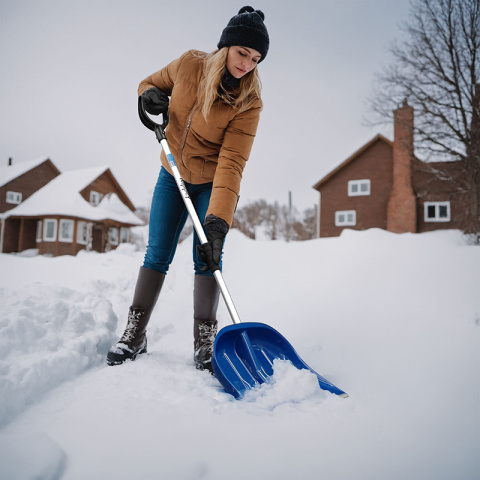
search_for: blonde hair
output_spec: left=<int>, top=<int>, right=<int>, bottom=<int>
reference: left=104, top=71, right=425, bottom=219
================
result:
left=195, top=48, right=262, bottom=120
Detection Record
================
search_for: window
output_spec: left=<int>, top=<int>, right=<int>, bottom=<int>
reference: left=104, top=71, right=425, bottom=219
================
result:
left=59, top=219, right=74, bottom=242
left=335, top=210, right=356, bottom=227
left=424, top=201, right=451, bottom=222
left=36, top=221, right=42, bottom=242
left=90, top=191, right=103, bottom=206
left=348, top=179, right=371, bottom=196
left=6, top=191, right=22, bottom=204
left=120, top=227, right=129, bottom=243
left=77, top=221, right=89, bottom=245
left=43, top=219, right=58, bottom=242
left=108, top=227, right=119, bottom=245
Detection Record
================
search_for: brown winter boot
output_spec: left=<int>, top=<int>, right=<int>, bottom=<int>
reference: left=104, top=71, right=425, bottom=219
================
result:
left=193, top=275, right=220, bottom=373
left=107, top=266, right=165, bottom=366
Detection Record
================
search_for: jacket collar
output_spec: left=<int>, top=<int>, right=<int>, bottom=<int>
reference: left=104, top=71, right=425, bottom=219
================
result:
left=221, top=69, right=241, bottom=91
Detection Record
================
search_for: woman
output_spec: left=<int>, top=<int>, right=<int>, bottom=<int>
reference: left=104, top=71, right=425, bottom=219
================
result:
left=107, top=6, right=269, bottom=372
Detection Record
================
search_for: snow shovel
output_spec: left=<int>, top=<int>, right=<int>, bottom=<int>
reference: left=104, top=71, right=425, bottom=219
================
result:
left=138, top=97, right=348, bottom=399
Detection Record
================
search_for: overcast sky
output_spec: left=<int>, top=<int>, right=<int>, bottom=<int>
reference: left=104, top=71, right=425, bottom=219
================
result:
left=0, top=0, right=411, bottom=211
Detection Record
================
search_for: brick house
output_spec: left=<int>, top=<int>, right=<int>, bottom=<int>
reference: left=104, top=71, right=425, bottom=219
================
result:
left=0, top=160, right=143, bottom=256
left=313, top=101, right=469, bottom=237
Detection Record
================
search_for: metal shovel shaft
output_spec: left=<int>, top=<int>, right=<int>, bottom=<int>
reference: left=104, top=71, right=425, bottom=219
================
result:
left=159, top=137, right=242, bottom=325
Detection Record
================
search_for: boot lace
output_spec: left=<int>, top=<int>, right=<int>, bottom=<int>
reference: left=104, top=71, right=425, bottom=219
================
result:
left=120, top=308, right=143, bottom=344
left=195, top=322, right=218, bottom=357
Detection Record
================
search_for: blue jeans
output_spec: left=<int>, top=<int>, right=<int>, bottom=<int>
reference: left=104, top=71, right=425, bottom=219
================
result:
left=143, top=167, right=221, bottom=276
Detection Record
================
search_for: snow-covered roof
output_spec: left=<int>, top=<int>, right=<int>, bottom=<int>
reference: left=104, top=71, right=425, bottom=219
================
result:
left=0, top=157, right=52, bottom=188
left=3, top=166, right=143, bottom=226
left=65, top=165, right=111, bottom=193
left=96, top=193, right=144, bottom=225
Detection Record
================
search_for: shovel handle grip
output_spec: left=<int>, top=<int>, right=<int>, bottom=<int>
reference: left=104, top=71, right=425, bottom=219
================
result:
left=138, top=96, right=169, bottom=132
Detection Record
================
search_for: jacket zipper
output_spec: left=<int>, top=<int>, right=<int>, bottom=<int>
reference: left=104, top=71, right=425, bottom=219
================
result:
left=179, top=106, right=198, bottom=167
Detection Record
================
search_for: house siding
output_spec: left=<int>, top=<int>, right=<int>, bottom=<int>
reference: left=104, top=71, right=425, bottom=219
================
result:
left=2, top=219, right=20, bottom=253
left=4, top=216, right=123, bottom=256
left=0, top=160, right=60, bottom=214
left=17, top=218, right=37, bottom=252
left=319, top=140, right=393, bottom=237
left=413, top=158, right=469, bottom=233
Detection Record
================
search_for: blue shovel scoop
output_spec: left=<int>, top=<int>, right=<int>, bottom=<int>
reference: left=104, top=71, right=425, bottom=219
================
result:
left=139, top=98, right=348, bottom=399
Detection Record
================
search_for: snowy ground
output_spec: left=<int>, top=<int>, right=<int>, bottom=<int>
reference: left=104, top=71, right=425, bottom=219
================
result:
left=0, top=228, right=479, bottom=480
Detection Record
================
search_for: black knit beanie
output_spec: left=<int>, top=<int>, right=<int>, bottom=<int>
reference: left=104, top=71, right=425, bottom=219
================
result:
left=217, top=6, right=269, bottom=62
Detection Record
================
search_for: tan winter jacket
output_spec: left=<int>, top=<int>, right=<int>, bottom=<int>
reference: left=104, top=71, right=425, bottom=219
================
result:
left=138, top=50, right=262, bottom=227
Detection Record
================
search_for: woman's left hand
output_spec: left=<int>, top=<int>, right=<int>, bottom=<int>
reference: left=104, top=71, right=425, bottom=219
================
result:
left=197, top=215, right=229, bottom=272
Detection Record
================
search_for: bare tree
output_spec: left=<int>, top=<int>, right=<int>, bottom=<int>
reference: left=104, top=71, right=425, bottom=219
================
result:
left=232, top=199, right=317, bottom=241
left=370, top=0, right=479, bottom=159
left=233, top=199, right=286, bottom=240
left=369, top=0, right=480, bottom=238
left=301, top=207, right=318, bottom=239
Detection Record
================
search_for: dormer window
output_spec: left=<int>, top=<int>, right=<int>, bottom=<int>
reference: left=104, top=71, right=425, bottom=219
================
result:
left=6, top=191, right=22, bottom=204
left=348, top=180, right=371, bottom=196
left=90, top=191, right=103, bottom=206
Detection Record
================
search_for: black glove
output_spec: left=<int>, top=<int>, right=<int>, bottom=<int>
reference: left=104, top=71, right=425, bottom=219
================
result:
left=141, top=87, right=169, bottom=115
left=197, top=215, right=229, bottom=273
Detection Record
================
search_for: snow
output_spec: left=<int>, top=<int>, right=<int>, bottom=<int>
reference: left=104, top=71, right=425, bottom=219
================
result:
left=0, top=228, right=479, bottom=480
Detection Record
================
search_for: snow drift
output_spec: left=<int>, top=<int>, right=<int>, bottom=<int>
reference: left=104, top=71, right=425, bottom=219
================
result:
left=0, top=228, right=479, bottom=480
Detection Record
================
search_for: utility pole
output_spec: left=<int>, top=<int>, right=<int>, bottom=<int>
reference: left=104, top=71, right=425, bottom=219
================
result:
left=287, top=191, right=292, bottom=242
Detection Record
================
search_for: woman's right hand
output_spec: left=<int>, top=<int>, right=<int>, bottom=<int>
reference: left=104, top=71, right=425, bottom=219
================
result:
left=141, top=88, right=169, bottom=115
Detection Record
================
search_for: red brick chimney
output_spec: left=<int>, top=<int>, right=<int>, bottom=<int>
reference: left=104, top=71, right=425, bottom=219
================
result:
left=387, top=100, right=417, bottom=233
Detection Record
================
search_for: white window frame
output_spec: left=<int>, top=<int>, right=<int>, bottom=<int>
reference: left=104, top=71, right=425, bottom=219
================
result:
left=43, top=219, right=58, bottom=242
left=108, top=227, right=119, bottom=246
left=77, top=221, right=89, bottom=245
left=335, top=210, right=356, bottom=227
left=59, top=219, right=74, bottom=243
left=120, top=227, right=129, bottom=243
left=6, top=191, right=22, bottom=204
left=90, top=191, right=102, bottom=206
left=36, top=220, right=43, bottom=242
left=424, top=201, right=451, bottom=222
left=348, top=179, right=371, bottom=197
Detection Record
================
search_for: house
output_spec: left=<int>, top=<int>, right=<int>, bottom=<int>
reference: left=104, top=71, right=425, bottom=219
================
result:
left=313, top=101, right=469, bottom=237
left=0, top=160, right=144, bottom=256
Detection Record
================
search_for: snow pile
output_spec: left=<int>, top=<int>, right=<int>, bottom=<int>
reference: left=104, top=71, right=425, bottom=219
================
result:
left=242, top=359, right=329, bottom=408
left=0, top=228, right=479, bottom=480
left=0, top=284, right=117, bottom=427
